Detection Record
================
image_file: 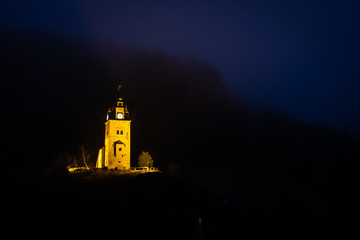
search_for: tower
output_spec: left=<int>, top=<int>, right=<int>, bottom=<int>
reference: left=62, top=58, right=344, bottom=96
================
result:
left=96, top=86, right=131, bottom=170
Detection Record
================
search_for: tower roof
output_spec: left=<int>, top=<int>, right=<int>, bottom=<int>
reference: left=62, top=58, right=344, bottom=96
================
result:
left=114, top=140, right=126, bottom=145
left=106, top=85, right=130, bottom=120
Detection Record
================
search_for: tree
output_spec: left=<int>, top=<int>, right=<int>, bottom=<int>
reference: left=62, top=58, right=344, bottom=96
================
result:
left=80, top=145, right=90, bottom=170
left=138, top=151, right=154, bottom=168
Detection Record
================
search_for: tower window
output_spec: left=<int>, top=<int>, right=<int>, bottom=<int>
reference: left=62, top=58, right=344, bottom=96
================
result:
left=119, top=148, right=122, bottom=151
left=116, top=130, right=119, bottom=135
left=120, top=130, right=124, bottom=135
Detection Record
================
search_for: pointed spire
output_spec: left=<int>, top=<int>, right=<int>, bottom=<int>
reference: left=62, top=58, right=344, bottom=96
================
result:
left=106, top=84, right=130, bottom=120
left=116, top=84, right=123, bottom=101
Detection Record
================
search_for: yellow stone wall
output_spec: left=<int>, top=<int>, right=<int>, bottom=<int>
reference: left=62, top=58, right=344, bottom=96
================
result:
left=103, top=119, right=131, bottom=170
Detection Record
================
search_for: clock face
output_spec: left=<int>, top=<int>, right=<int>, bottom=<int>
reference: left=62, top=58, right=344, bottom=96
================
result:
left=117, top=113, right=123, bottom=119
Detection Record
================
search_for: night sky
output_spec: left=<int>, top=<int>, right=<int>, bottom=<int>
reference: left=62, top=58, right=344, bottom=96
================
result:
left=2, top=0, right=360, bottom=132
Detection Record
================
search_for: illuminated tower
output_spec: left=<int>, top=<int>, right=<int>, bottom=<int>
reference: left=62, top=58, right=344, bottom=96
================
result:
left=96, top=86, right=131, bottom=170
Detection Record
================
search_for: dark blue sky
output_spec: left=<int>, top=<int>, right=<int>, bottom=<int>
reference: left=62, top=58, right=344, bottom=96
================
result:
left=2, top=0, right=360, bottom=132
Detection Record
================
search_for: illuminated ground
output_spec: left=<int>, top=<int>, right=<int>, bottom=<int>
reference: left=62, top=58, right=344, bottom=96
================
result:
left=67, top=168, right=161, bottom=178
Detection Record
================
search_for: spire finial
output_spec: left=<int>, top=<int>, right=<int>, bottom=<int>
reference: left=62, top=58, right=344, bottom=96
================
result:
left=118, top=85, right=122, bottom=92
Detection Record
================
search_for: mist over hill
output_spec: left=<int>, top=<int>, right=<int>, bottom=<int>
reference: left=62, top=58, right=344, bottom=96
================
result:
left=2, top=29, right=360, bottom=237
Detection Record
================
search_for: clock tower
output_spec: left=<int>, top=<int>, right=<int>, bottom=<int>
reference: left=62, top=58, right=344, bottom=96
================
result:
left=96, top=86, right=131, bottom=170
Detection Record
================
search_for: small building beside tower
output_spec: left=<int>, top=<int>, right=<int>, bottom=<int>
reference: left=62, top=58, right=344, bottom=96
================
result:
left=96, top=86, right=131, bottom=170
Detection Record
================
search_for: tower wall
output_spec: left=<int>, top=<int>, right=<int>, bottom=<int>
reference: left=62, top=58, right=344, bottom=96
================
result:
left=103, top=119, right=131, bottom=170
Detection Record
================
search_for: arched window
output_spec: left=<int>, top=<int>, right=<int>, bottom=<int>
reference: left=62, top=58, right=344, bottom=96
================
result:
left=116, top=130, right=119, bottom=135
left=120, top=130, right=124, bottom=135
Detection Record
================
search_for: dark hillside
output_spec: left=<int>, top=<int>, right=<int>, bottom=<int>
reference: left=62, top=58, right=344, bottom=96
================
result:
left=1, top=30, right=230, bottom=174
left=2, top=30, right=360, bottom=238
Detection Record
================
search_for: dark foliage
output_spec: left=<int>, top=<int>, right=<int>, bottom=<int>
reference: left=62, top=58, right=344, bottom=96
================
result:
left=2, top=29, right=360, bottom=238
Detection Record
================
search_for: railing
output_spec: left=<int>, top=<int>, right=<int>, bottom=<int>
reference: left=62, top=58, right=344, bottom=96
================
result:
left=129, top=167, right=160, bottom=172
